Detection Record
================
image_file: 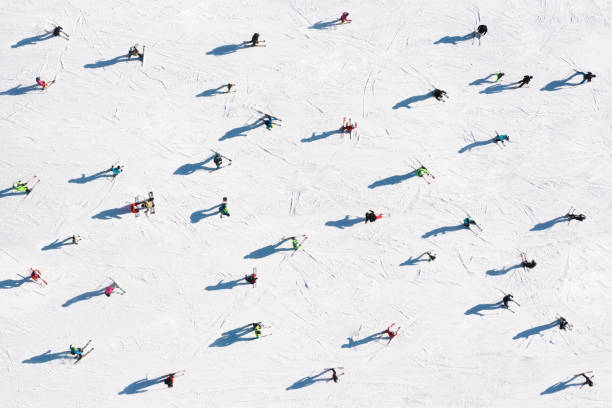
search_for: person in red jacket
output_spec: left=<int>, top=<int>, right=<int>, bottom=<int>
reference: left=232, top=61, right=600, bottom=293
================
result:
left=36, top=77, right=55, bottom=89
left=340, top=12, right=352, bottom=24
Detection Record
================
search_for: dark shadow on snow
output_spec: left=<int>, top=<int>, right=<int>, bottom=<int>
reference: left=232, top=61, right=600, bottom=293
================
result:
left=209, top=324, right=255, bottom=347
left=469, top=74, right=495, bottom=86
left=22, top=350, right=71, bottom=364
left=190, top=205, right=219, bottom=223
left=11, top=32, right=54, bottom=48
left=486, top=263, right=523, bottom=276
left=62, top=288, right=106, bottom=307
left=0, top=84, right=40, bottom=96
left=68, top=170, right=113, bottom=184
left=540, top=72, right=582, bottom=92
left=174, top=155, right=215, bottom=175
left=83, top=54, right=131, bottom=69
left=196, top=85, right=227, bottom=97
left=392, top=92, right=433, bottom=109
left=41, top=237, right=73, bottom=251
left=422, top=224, right=465, bottom=238
left=458, top=139, right=496, bottom=153
left=286, top=370, right=328, bottom=390
left=219, top=121, right=264, bottom=141
left=530, top=216, right=568, bottom=231
left=368, top=170, right=417, bottom=189
left=309, top=19, right=340, bottom=29
left=341, top=331, right=383, bottom=348
left=118, top=375, right=166, bottom=395
left=434, top=33, right=474, bottom=45
left=540, top=375, right=582, bottom=395
left=0, top=277, right=29, bottom=289
left=244, top=238, right=293, bottom=259
left=206, top=43, right=244, bottom=56
left=400, top=253, right=428, bottom=266
left=205, top=278, right=249, bottom=291
left=325, top=215, right=364, bottom=229
left=301, top=128, right=342, bottom=143
left=465, top=301, right=504, bottom=316
left=513, top=321, right=558, bottom=340
left=479, top=83, right=517, bottom=94
left=91, top=205, right=131, bottom=220
left=0, top=187, right=27, bottom=198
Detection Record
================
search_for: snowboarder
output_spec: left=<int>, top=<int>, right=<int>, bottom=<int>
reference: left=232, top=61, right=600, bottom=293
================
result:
left=109, top=164, right=123, bottom=177
left=250, top=33, right=260, bottom=46
left=164, top=374, right=175, bottom=388
left=325, top=368, right=344, bottom=383
left=517, top=75, right=533, bottom=88
left=520, top=253, right=536, bottom=269
left=245, top=272, right=257, bottom=285
left=426, top=251, right=436, bottom=262
left=578, top=372, right=594, bottom=387
left=494, top=131, right=510, bottom=144
left=53, top=26, right=69, bottom=39
left=559, top=316, right=571, bottom=330
left=29, top=268, right=47, bottom=285
left=566, top=209, right=586, bottom=221
left=463, top=216, right=476, bottom=228
left=365, top=210, right=383, bottom=223
left=494, top=72, right=505, bottom=82
left=581, top=72, right=596, bottom=83
left=226, top=83, right=235, bottom=93
left=128, top=45, right=144, bottom=60
left=13, top=180, right=34, bottom=194
left=433, top=89, right=448, bottom=101
left=340, top=12, right=352, bottom=24
left=253, top=322, right=263, bottom=338
left=219, top=197, right=230, bottom=217
left=342, top=118, right=357, bottom=137
left=71, top=235, right=82, bottom=245
left=213, top=152, right=223, bottom=169
left=502, top=294, right=516, bottom=309
left=36, top=77, right=54, bottom=90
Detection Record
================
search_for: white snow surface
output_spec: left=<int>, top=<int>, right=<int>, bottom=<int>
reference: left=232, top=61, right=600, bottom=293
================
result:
left=1, top=0, right=612, bottom=407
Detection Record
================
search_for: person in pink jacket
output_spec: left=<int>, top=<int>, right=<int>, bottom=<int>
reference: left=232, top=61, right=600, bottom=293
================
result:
left=36, top=77, right=54, bottom=89
left=340, top=12, right=352, bottom=24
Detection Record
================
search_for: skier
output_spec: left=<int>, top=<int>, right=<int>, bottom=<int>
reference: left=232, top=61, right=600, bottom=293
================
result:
left=416, top=165, right=431, bottom=178
left=213, top=152, right=223, bottom=169
left=110, top=164, right=123, bottom=177
left=520, top=253, right=536, bottom=269
left=250, top=33, right=260, bottom=46
left=13, top=180, right=33, bottom=194
left=326, top=368, right=344, bottom=383
left=128, top=45, right=144, bottom=60
left=502, top=294, right=515, bottom=309
left=340, top=12, right=352, bottom=24
left=578, top=372, right=594, bottom=387
left=477, top=24, right=487, bottom=37
left=219, top=197, right=230, bottom=217
left=494, top=132, right=510, bottom=144
left=253, top=322, right=263, bottom=338
left=164, top=374, right=175, bottom=388
left=29, top=268, right=47, bottom=285
left=69, top=345, right=83, bottom=360
left=517, top=75, right=533, bottom=88
left=566, top=209, right=586, bottom=221
left=142, top=196, right=154, bottom=214
left=245, top=272, right=257, bottom=285
left=291, top=237, right=301, bottom=250
left=226, top=83, right=235, bottom=93
left=463, top=216, right=476, bottom=228
left=259, top=114, right=277, bottom=130
left=581, top=72, right=596, bottom=83
left=559, top=316, right=571, bottom=330
left=52, top=26, right=68, bottom=39
left=342, top=118, right=357, bottom=137
left=365, top=210, right=383, bottom=223
left=433, top=89, right=448, bottom=101
left=494, top=72, right=505, bottom=82
left=426, top=251, right=436, bottom=262
left=36, top=77, right=54, bottom=90
left=71, top=235, right=81, bottom=245
left=384, top=324, right=400, bottom=339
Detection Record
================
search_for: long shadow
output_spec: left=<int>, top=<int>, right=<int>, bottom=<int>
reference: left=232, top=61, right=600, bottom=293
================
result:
left=434, top=33, right=474, bottom=45
left=513, top=321, right=558, bottom=339
left=84, top=54, right=131, bottom=69
left=0, top=187, right=27, bottom=198
left=301, top=128, right=342, bottom=143
left=22, top=350, right=71, bottom=364
left=41, top=237, right=73, bottom=251
left=118, top=375, right=166, bottom=395
left=244, top=238, right=293, bottom=259
left=190, top=205, right=218, bottom=223
left=480, top=83, right=517, bottom=94
left=219, top=121, right=264, bottom=141
left=400, top=254, right=427, bottom=266
left=62, top=288, right=106, bottom=307
left=458, top=139, right=496, bottom=153
left=465, top=301, right=504, bottom=316
left=205, top=278, right=249, bottom=291
left=392, top=92, right=433, bottom=109
left=91, top=205, right=131, bottom=220
left=368, top=170, right=417, bottom=189
left=0, top=84, right=40, bottom=96
left=486, top=263, right=523, bottom=276
left=196, top=85, right=226, bottom=97
left=286, top=370, right=328, bottom=390
left=540, top=375, right=582, bottom=395
left=341, top=331, right=383, bottom=348
left=325, top=215, right=364, bottom=229
left=11, top=32, right=54, bottom=48
left=206, top=43, right=244, bottom=56
left=209, top=324, right=254, bottom=347
left=174, top=156, right=214, bottom=175
left=422, top=224, right=465, bottom=238
left=309, top=19, right=340, bottom=29
left=68, top=170, right=113, bottom=184
left=530, top=216, right=568, bottom=231
left=469, top=74, right=495, bottom=86
left=0, top=277, right=29, bottom=289
left=540, top=72, right=582, bottom=92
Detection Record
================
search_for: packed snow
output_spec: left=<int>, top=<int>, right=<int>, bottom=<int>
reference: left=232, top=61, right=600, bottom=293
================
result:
left=1, top=0, right=612, bottom=407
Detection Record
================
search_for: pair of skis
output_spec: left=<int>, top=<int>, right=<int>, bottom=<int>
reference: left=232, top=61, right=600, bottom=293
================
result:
left=323, top=367, right=345, bottom=382
left=74, top=340, right=94, bottom=365
left=209, top=150, right=233, bottom=172
left=243, top=40, right=266, bottom=47
left=108, top=278, right=126, bottom=295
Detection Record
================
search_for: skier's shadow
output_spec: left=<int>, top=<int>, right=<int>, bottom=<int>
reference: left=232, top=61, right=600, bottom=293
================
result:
left=0, top=187, right=27, bottom=198
left=206, top=43, right=245, bottom=56
left=0, top=277, right=29, bottom=289
left=196, top=85, right=227, bottom=97
left=341, top=331, right=383, bottom=348
left=11, top=32, right=54, bottom=48
left=62, top=288, right=106, bottom=307
left=368, top=170, right=417, bottom=189
left=209, top=324, right=255, bottom=347
left=286, top=370, right=329, bottom=390
left=244, top=238, right=293, bottom=259
left=325, top=215, right=364, bottom=229
left=540, top=72, right=583, bottom=91
left=22, top=350, right=72, bottom=364
left=41, top=237, right=73, bottom=251
left=92, top=205, right=131, bottom=220
left=174, top=156, right=215, bottom=175
left=530, top=216, right=568, bottom=231
left=309, top=19, right=340, bottom=29
left=118, top=375, right=166, bottom=395
left=205, top=278, right=249, bottom=291
left=469, top=74, right=496, bottom=86
left=392, top=92, right=433, bottom=109
left=540, top=375, right=582, bottom=395
left=465, top=301, right=504, bottom=316
left=434, top=33, right=474, bottom=45
left=422, top=224, right=465, bottom=238
left=458, top=139, right=496, bottom=153
left=0, top=84, right=40, bottom=96
left=68, top=170, right=113, bottom=184
left=400, top=253, right=428, bottom=266
left=219, top=121, right=264, bottom=141
left=301, top=128, right=342, bottom=143
left=83, top=54, right=131, bottom=69
left=190, top=205, right=219, bottom=223
left=513, top=320, right=558, bottom=339
left=480, top=83, right=517, bottom=94
left=486, top=263, right=523, bottom=276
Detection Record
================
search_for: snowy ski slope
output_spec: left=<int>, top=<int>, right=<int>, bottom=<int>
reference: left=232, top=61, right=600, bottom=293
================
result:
left=1, top=0, right=612, bottom=407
